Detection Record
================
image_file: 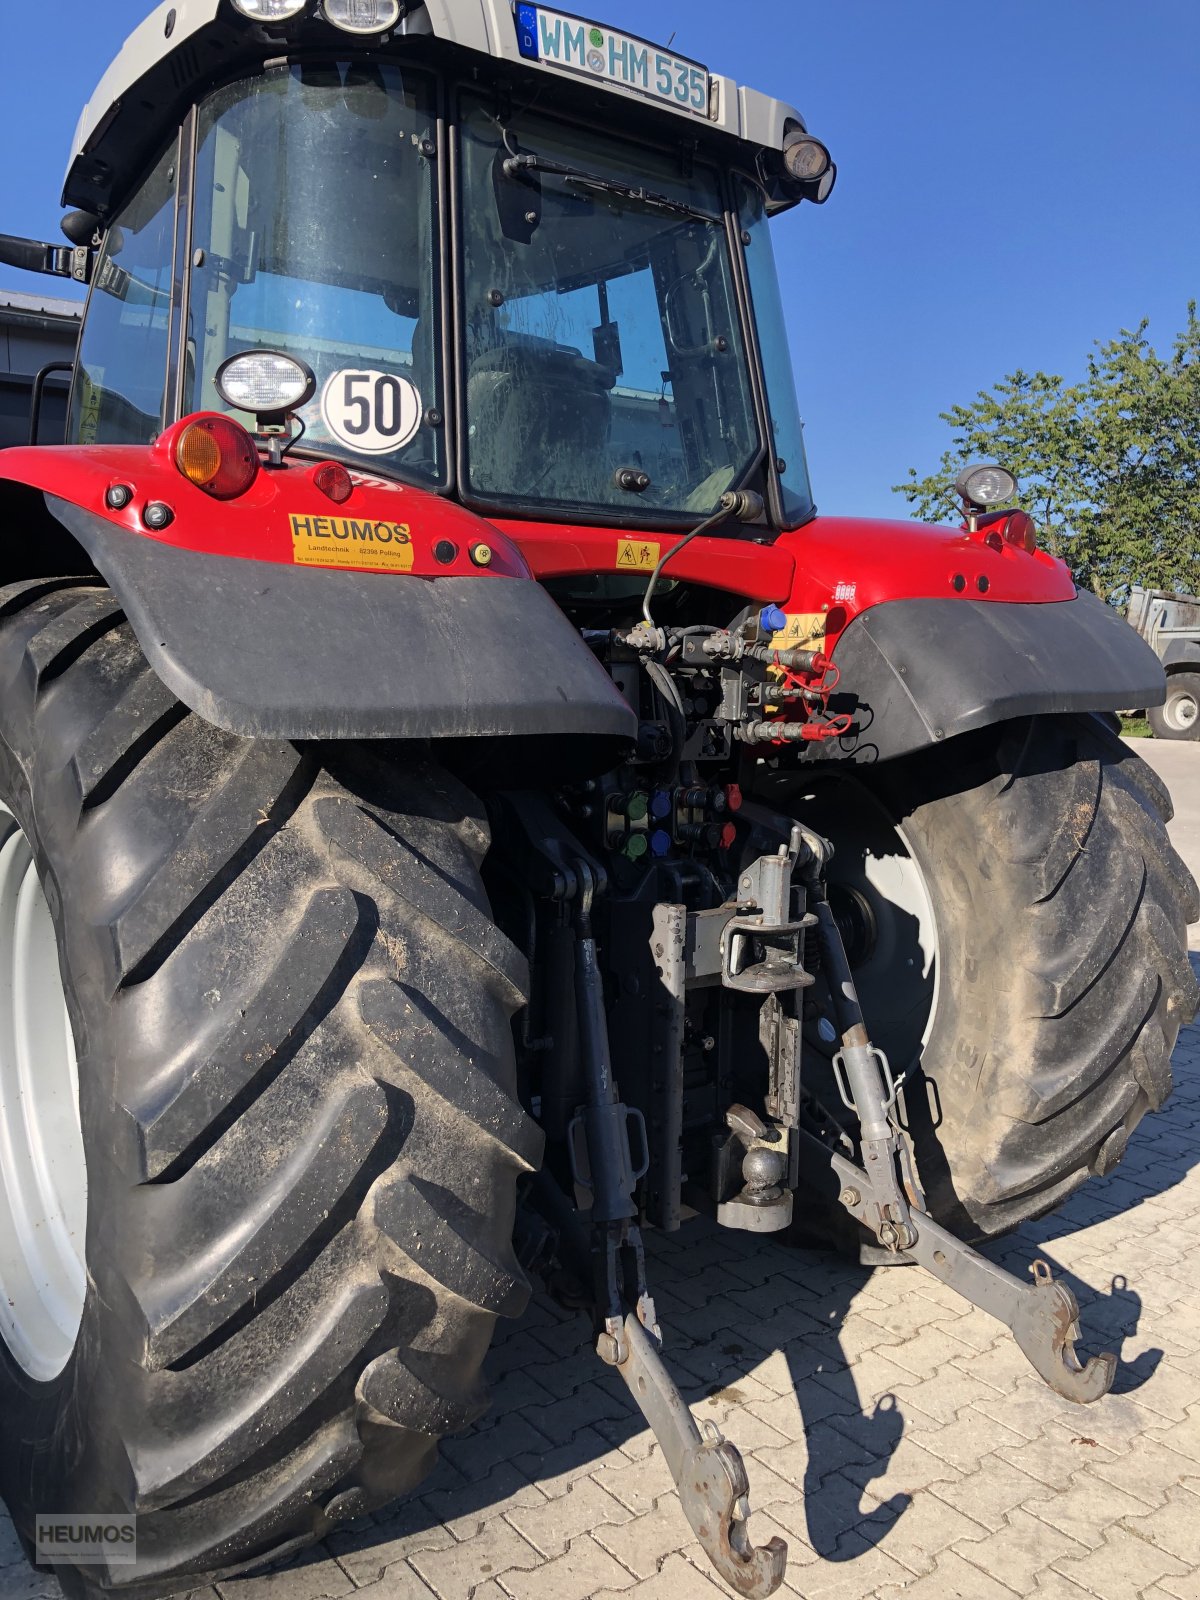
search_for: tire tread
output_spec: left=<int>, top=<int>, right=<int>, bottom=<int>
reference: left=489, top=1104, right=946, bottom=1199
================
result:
left=916, top=716, right=1198, bottom=1236
left=0, top=582, right=538, bottom=1598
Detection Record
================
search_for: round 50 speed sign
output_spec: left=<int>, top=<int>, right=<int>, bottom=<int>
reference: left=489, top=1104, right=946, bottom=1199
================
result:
left=321, top=369, right=423, bottom=455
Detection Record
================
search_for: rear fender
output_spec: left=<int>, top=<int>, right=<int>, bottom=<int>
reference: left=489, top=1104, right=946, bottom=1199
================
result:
left=772, top=515, right=1166, bottom=762
left=0, top=437, right=636, bottom=746
left=822, top=594, right=1166, bottom=762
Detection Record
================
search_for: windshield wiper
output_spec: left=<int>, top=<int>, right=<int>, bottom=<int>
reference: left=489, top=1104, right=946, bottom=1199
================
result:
left=502, top=152, right=721, bottom=226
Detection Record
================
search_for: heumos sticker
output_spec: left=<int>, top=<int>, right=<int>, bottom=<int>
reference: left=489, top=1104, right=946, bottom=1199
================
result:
left=290, top=514, right=414, bottom=573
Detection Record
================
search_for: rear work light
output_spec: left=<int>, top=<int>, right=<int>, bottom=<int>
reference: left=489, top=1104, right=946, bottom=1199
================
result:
left=231, top=0, right=308, bottom=20
left=324, top=0, right=401, bottom=33
left=782, top=131, right=837, bottom=204
left=214, top=351, right=316, bottom=422
left=174, top=417, right=260, bottom=501
left=956, top=463, right=1018, bottom=511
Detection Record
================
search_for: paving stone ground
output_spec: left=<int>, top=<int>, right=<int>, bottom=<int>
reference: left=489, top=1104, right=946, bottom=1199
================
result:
left=3, top=986, right=1198, bottom=1600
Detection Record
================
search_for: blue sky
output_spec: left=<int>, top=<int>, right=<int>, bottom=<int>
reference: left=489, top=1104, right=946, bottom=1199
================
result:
left=1, top=0, right=1196, bottom=520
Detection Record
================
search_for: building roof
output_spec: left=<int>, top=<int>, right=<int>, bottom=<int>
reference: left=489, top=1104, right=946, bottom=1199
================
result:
left=0, top=290, right=84, bottom=322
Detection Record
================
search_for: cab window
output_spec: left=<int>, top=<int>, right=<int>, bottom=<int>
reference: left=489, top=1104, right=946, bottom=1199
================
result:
left=69, top=142, right=178, bottom=445
left=736, top=180, right=813, bottom=527
left=458, top=93, right=761, bottom=517
left=186, top=64, right=443, bottom=486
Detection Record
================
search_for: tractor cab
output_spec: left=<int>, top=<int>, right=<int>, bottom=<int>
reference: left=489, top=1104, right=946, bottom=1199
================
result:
left=53, top=0, right=831, bottom=536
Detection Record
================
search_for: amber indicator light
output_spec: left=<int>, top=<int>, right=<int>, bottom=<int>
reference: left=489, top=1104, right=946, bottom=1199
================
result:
left=174, top=417, right=260, bottom=501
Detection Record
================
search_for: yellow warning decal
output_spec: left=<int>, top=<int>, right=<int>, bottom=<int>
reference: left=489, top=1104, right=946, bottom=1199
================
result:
left=767, top=613, right=827, bottom=689
left=616, top=539, right=661, bottom=573
left=770, top=612, right=827, bottom=653
left=290, top=514, right=414, bottom=573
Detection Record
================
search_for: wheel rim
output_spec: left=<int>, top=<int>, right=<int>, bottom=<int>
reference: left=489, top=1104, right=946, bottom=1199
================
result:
left=0, top=803, right=86, bottom=1381
left=797, top=781, right=940, bottom=1071
left=1164, top=688, right=1199, bottom=733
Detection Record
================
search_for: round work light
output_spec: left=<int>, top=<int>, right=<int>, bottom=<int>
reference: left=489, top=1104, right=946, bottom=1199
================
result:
left=955, top=464, right=1019, bottom=510
left=782, top=132, right=837, bottom=204
left=214, top=351, right=317, bottom=421
left=783, top=135, right=831, bottom=184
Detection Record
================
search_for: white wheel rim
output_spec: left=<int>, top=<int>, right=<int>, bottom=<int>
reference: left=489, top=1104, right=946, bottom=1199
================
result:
left=1165, top=689, right=1198, bottom=732
left=0, top=803, right=86, bottom=1381
left=799, top=782, right=940, bottom=1071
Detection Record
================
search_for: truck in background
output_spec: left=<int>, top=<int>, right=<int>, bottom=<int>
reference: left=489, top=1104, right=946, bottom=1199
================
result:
left=1128, top=586, right=1200, bottom=739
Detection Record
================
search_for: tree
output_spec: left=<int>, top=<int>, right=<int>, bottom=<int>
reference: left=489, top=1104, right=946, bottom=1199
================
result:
left=894, top=306, right=1200, bottom=602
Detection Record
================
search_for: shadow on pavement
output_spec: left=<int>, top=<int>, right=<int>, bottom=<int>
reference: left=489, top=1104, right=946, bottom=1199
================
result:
left=319, top=1220, right=920, bottom=1575
left=317, top=1074, right=1200, bottom=1582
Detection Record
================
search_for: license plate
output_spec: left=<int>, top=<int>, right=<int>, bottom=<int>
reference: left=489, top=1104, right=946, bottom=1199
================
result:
left=515, top=5, right=712, bottom=119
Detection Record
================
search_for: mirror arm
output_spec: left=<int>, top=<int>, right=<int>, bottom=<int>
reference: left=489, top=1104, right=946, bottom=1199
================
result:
left=0, top=233, right=93, bottom=284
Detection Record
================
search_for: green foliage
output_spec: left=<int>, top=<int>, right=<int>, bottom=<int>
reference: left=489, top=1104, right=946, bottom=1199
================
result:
left=895, top=306, right=1200, bottom=602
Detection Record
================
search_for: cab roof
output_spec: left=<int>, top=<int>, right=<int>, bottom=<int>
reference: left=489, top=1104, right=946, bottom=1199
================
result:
left=66, top=0, right=806, bottom=215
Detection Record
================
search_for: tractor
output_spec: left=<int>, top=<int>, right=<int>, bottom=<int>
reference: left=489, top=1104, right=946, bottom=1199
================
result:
left=0, top=2, right=1195, bottom=1596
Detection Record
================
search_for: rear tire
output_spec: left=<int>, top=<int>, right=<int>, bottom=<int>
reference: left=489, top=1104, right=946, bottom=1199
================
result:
left=0, top=580, right=542, bottom=1598
left=795, top=715, right=1199, bottom=1239
left=1148, top=672, right=1200, bottom=740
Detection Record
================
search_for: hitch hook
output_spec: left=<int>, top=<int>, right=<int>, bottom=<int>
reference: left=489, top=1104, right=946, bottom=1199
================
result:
left=811, top=892, right=1116, bottom=1409
left=1013, top=1259, right=1118, bottom=1405
left=603, top=1315, right=787, bottom=1598
left=829, top=1146, right=1117, bottom=1406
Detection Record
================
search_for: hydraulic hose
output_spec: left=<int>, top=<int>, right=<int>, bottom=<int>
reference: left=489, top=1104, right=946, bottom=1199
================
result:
left=641, top=501, right=735, bottom=627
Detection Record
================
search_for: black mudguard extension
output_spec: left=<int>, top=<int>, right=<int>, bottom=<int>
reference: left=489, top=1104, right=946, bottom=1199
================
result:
left=47, top=496, right=637, bottom=743
left=1163, top=638, right=1200, bottom=671
left=827, top=591, right=1167, bottom=763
